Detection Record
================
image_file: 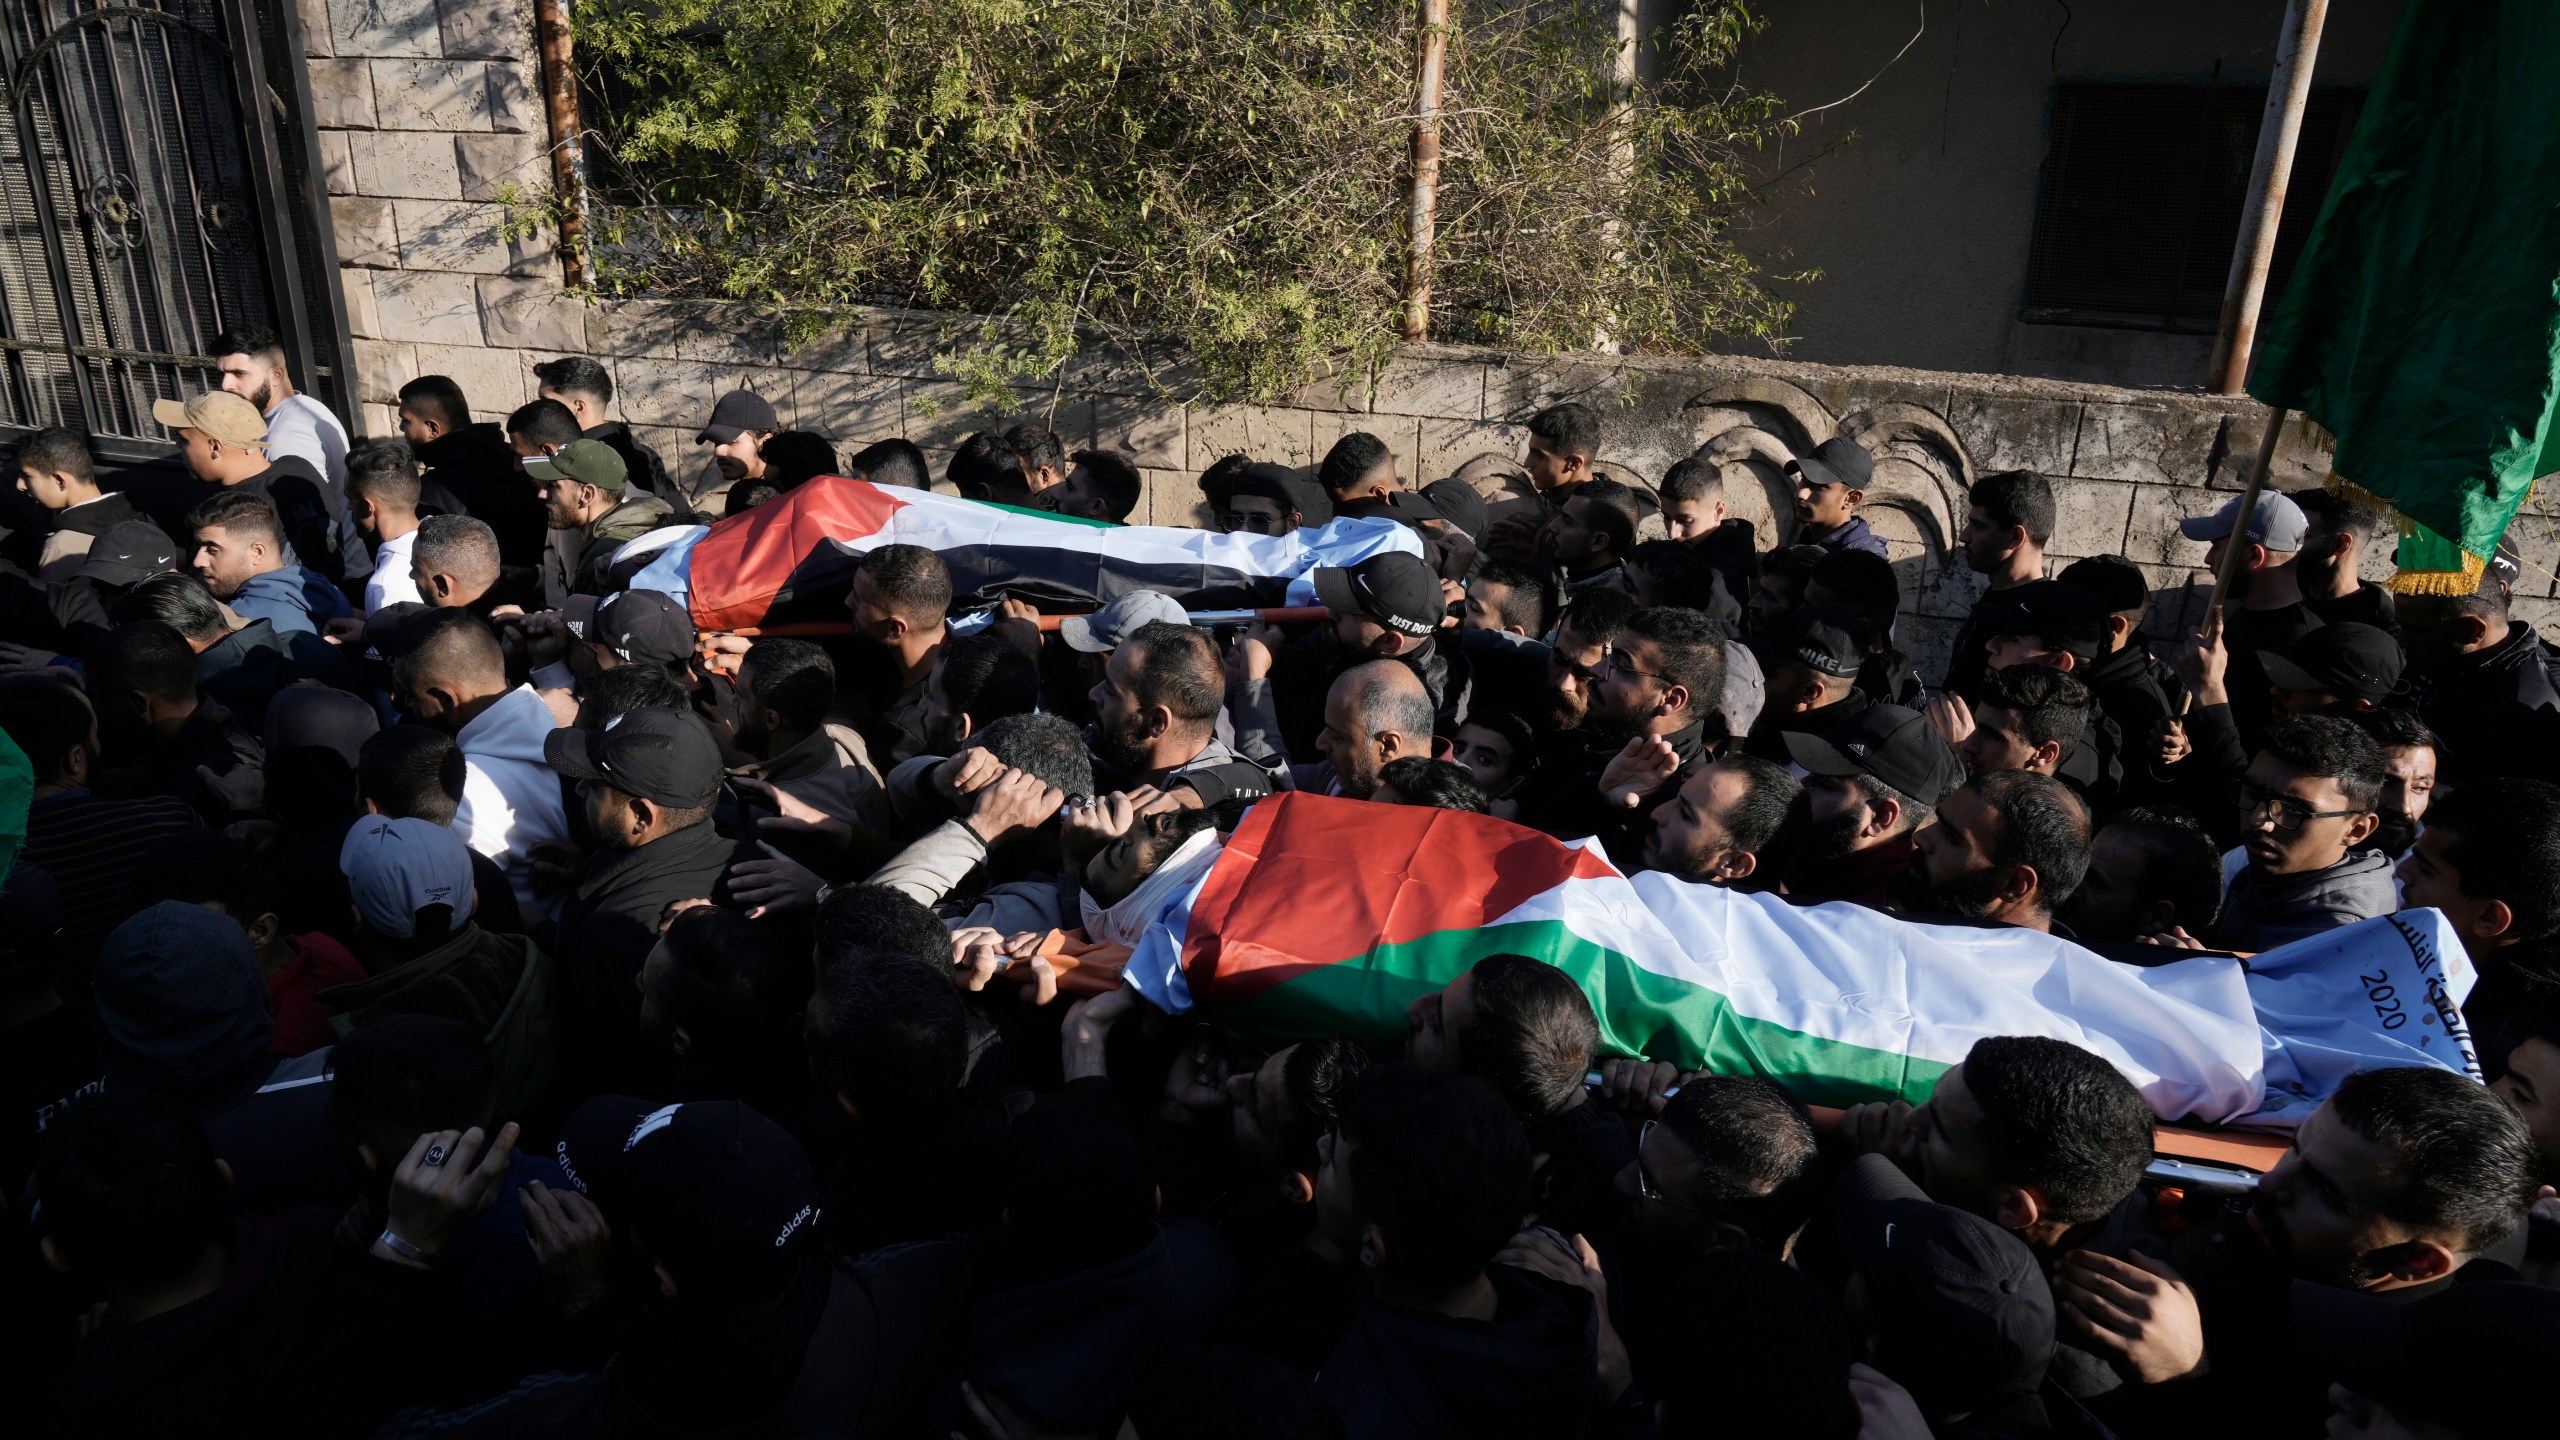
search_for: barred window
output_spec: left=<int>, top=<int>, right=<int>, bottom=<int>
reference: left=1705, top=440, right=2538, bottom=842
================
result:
left=2023, top=82, right=2367, bottom=332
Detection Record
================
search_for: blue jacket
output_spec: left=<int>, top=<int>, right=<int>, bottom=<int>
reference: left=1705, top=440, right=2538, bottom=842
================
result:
left=229, top=565, right=350, bottom=636
left=1805, top=513, right=1888, bottom=558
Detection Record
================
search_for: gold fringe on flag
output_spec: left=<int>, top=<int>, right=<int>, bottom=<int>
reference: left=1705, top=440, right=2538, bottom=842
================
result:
left=2323, top=471, right=2495, bottom=596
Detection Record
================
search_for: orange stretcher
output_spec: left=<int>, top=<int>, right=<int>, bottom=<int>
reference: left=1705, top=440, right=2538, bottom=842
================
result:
left=1015, top=932, right=2295, bottom=1189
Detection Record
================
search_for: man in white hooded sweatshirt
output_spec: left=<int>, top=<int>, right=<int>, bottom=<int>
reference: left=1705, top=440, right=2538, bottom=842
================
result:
left=390, top=608, right=569, bottom=919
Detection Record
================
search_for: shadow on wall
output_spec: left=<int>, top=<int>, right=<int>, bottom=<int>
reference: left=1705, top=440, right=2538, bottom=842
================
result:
left=1428, top=370, right=2239, bottom=684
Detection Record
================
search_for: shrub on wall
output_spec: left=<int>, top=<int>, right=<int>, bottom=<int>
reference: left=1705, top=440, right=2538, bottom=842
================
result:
left=573, top=0, right=1808, bottom=405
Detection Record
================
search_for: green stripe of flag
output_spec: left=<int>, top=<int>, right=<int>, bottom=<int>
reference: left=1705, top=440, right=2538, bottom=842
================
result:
left=1212, top=919, right=1954, bottom=1108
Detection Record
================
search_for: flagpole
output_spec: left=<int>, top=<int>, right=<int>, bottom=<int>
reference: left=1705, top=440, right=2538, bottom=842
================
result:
left=2204, top=406, right=2291, bottom=619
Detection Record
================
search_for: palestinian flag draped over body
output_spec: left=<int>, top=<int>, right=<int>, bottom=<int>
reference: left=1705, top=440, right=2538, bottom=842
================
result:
left=2247, top=0, right=2560, bottom=590
left=1124, top=795, right=2479, bottom=1128
left=620, top=474, right=1424, bottom=631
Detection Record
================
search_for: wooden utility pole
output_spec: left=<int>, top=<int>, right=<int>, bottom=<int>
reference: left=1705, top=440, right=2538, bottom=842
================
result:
left=2208, top=0, right=2329, bottom=395
left=1400, top=0, right=1450, bottom=342
left=535, top=0, right=596, bottom=289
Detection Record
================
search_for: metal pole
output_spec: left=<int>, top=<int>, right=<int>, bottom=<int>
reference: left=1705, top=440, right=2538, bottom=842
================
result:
left=2207, top=0, right=2329, bottom=395
left=2205, top=406, right=2291, bottom=618
left=535, top=0, right=595, bottom=289
left=1400, top=0, right=1448, bottom=343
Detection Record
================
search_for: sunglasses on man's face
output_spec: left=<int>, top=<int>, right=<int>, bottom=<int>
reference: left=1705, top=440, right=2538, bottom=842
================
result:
left=2238, top=779, right=2365, bottom=834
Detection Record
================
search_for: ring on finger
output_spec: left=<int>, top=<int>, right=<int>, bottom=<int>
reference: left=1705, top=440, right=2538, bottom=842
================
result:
left=422, top=1143, right=449, bottom=1168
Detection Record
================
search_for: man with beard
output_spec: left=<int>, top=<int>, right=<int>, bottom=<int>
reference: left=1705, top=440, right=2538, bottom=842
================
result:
left=2059, top=806, right=2224, bottom=945
left=1482, top=586, right=1638, bottom=830
left=694, top=388, right=779, bottom=517
left=1940, top=469, right=2052, bottom=702
left=1906, top=770, right=2088, bottom=933
left=214, top=324, right=347, bottom=502
left=842, top=543, right=951, bottom=766
left=1743, top=542, right=1822, bottom=638
left=1743, top=605, right=1870, bottom=765
left=2294, top=488, right=2400, bottom=633
left=1637, top=753, right=1802, bottom=888
left=2398, top=565, right=2560, bottom=786
left=525, top=439, right=672, bottom=603
left=2057, top=1067, right=2535, bottom=1437
left=1085, top=620, right=1272, bottom=802
left=1526, top=606, right=1723, bottom=845
left=1538, top=475, right=1640, bottom=599
left=2356, top=707, right=2436, bottom=860
left=1311, top=660, right=1433, bottom=801
left=2180, top=490, right=2321, bottom=746
left=1780, top=703, right=1963, bottom=909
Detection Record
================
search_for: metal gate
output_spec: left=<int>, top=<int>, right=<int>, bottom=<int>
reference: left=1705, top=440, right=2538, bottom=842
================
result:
left=0, top=0, right=351, bottom=459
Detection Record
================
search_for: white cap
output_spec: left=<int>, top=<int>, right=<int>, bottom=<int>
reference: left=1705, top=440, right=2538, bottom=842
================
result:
left=2179, top=491, right=2309, bottom=552
left=339, top=816, right=475, bottom=939
left=1060, top=590, right=1189, bottom=653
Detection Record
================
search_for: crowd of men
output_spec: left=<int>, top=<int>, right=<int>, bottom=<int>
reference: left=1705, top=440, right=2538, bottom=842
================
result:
left=0, top=326, right=2556, bottom=1439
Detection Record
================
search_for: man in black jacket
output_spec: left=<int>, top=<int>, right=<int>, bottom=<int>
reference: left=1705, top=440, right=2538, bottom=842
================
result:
left=545, top=706, right=745, bottom=1098
left=2401, top=574, right=2560, bottom=785
left=2056, top=555, right=2179, bottom=755
left=535, top=355, right=676, bottom=502
left=14, top=426, right=142, bottom=577
left=400, top=375, right=551, bottom=572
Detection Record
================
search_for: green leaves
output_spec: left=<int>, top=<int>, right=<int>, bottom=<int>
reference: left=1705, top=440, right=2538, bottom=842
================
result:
left=573, top=0, right=1801, bottom=405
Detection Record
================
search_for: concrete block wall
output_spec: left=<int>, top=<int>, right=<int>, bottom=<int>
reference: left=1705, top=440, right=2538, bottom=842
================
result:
left=307, top=2, right=2560, bottom=673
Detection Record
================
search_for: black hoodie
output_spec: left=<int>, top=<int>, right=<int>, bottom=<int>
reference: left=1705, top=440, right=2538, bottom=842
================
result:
left=421, top=422, right=551, bottom=571
left=2416, top=620, right=2560, bottom=783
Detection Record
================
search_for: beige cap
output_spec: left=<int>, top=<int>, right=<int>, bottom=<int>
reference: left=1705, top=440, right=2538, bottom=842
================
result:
left=152, top=391, right=267, bottom=448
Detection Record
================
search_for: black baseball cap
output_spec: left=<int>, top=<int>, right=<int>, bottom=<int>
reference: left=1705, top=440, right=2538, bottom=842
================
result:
left=2295, top=1278, right=2560, bottom=1436
left=1786, top=436, right=1875, bottom=493
left=2259, top=622, right=2403, bottom=702
left=565, top=588, right=695, bottom=666
left=1782, top=702, right=1964, bottom=810
left=557, top=1095, right=818, bottom=1304
left=77, top=519, right=177, bottom=586
left=1421, top=479, right=1489, bottom=541
left=1209, top=461, right=1301, bottom=512
left=1833, top=1154, right=2055, bottom=1417
left=1313, top=552, right=1444, bottom=639
left=2055, top=555, right=2148, bottom=616
left=1749, top=604, right=1866, bottom=679
left=697, top=388, right=780, bottom=445
left=1979, top=580, right=2107, bottom=663
left=544, top=705, right=723, bottom=807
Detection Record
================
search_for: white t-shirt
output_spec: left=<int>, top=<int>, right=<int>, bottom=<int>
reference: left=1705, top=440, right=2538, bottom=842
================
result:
left=364, top=529, right=422, bottom=614
left=265, top=393, right=349, bottom=499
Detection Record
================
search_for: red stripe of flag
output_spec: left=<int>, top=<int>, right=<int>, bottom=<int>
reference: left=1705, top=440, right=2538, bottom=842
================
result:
left=687, top=475, right=909, bottom=631
left=1180, top=794, right=1619, bottom=1006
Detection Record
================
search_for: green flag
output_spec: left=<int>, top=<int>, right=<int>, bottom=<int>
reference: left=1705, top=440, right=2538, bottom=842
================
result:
left=2248, top=0, right=2560, bottom=590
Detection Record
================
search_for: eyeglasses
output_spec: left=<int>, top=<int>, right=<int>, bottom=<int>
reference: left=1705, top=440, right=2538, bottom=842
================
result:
left=1600, top=646, right=1669, bottom=686
left=2238, top=779, right=2367, bottom=833
left=1634, top=1121, right=1710, bottom=1217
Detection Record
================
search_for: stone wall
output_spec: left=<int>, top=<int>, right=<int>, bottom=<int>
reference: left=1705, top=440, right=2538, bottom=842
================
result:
left=303, top=1, right=2560, bottom=673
